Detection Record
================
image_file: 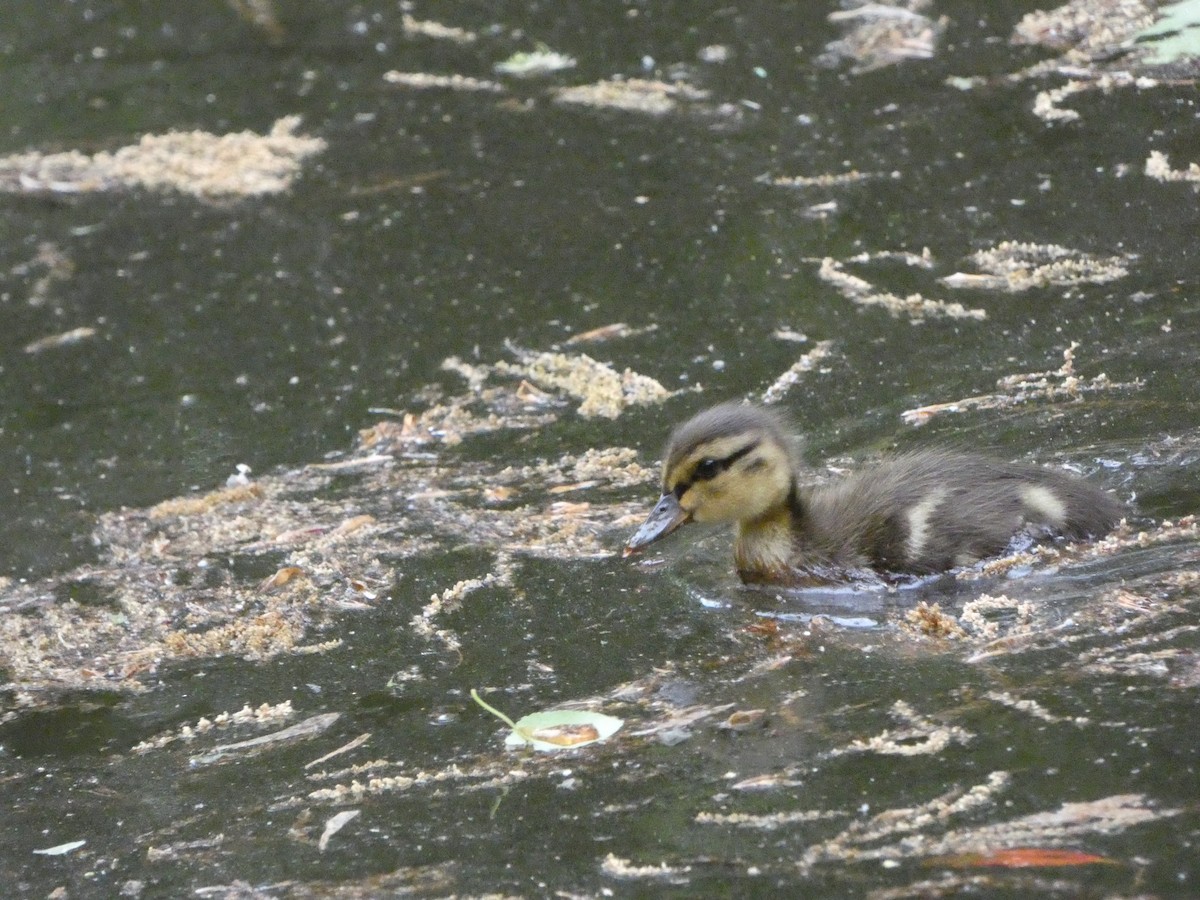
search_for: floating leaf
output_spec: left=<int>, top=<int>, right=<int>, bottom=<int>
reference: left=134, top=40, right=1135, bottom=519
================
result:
left=1136, top=0, right=1200, bottom=65
left=927, top=847, right=1116, bottom=868
left=471, top=689, right=622, bottom=751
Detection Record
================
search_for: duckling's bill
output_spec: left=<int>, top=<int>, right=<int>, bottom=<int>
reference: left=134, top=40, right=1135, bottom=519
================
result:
left=623, top=492, right=691, bottom=556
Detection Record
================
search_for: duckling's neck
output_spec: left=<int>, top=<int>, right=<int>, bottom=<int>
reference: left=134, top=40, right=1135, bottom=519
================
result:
left=734, top=483, right=806, bottom=584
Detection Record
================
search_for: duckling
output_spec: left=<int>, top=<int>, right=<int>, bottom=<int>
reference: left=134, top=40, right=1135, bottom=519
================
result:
left=624, top=402, right=1123, bottom=585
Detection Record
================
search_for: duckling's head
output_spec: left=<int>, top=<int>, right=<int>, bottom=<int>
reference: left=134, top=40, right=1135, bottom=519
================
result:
left=625, top=402, right=798, bottom=554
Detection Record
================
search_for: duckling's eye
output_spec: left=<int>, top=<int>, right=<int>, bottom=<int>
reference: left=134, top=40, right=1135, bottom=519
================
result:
left=693, top=458, right=723, bottom=482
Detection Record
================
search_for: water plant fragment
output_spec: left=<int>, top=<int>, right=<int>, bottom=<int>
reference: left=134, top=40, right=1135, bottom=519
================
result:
left=925, top=847, right=1116, bottom=868
left=471, top=689, right=622, bottom=751
left=32, top=840, right=86, bottom=856
left=494, top=45, right=577, bottom=77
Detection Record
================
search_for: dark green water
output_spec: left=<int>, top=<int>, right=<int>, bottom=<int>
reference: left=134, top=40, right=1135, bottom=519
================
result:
left=2, top=1, right=1199, bottom=896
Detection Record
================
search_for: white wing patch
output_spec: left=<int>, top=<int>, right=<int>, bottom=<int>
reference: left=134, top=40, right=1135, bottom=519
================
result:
left=1019, top=484, right=1067, bottom=527
left=905, top=488, right=947, bottom=560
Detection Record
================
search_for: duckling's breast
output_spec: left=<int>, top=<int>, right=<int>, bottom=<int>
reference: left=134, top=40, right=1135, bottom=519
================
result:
left=733, top=508, right=801, bottom=583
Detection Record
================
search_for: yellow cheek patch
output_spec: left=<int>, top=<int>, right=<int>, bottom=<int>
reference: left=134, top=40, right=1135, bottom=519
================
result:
left=680, top=482, right=724, bottom=519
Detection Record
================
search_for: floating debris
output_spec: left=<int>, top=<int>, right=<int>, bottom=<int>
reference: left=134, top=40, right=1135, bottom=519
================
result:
left=943, top=2, right=1186, bottom=123
left=761, top=340, right=834, bottom=404
left=1066, top=565, right=1200, bottom=680
left=32, top=840, right=86, bottom=857
left=1031, top=78, right=1091, bottom=123
left=188, top=712, right=341, bottom=767
left=957, top=594, right=1037, bottom=642
left=799, top=771, right=1177, bottom=871
left=562, top=322, right=657, bottom=346
left=771, top=327, right=809, bottom=343
left=401, top=14, right=477, bottom=44
left=965, top=517, right=1197, bottom=586
left=227, top=0, right=285, bottom=44
left=317, top=809, right=360, bottom=852
left=929, top=792, right=1179, bottom=856
left=765, top=169, right=900, bottom=188
left=495, top=45, right=577, bottom=77
left=816, top=253, right=987, bottom=323
left=996, top=2, right=1190, bottom=122
left=22, top=326, right=97, bottom=354
left=382, top=71, right=505, bottom=93
left=148, top=481, right=264, bottom=519
left=427, top=345, right=677, bottom=426
left=0, top=340, right=657, bottom=700
left=983, top=691, right=1091, bottom=727
left=903, top=601, right=968, bottom=640
left=728, top=772, right=807, bottom=792
left=147, top=835, right=226, bottom=864
left=14, top=241, right=75, bottom=308
left=1012, top=0, right=1156, bottom=57
left=901, top=523, right=1200, bottom=679
left=1031, top=71, right=1161, bottom=123
left=301, top=756, right=535, bottom=805
left=901, top=342, right=1140, bottom=425
left=940, top=241, right=1131, bottom=291
left=1012, top=0, right=1152, bottom=54
left=925, top=847, right=1116, bottom=868
left=698, top=44, right=732, bottom=64
left=696, top=808, right=841, bottom=830
left=133, top=701, right=296, bottom=753
left=819, top=0, right=948, bottom=74
left=831, top=700, right=973, bottom=757
left=1145, top=149, right=1200, bottom=183
left=626, top=701, right=736, bottom=741
left=553, top=78, right=711, bottom=115
left=799, top=771, right=1013, bottom=870
left=0, top=116, right=325, bottom=200
left=600, top=853, right=690, bottom=881
left=717, top=708, right=767, bottom=732
left=411, top=563, right=515, bottom=657
left=495, top=346, right=674, bottom=418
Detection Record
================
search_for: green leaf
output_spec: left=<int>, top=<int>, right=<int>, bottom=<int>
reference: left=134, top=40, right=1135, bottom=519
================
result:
left=471, top=689, right=623, bottom=752
left=1136, top=0, right=1200, bottom=65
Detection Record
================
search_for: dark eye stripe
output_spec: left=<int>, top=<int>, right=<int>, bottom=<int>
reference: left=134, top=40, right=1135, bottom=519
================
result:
left=673, top=441, right=758, bottom=497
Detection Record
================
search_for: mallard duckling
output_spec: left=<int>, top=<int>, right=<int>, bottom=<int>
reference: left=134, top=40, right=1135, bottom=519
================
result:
left=624, top=402, right=1122, bottom=585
